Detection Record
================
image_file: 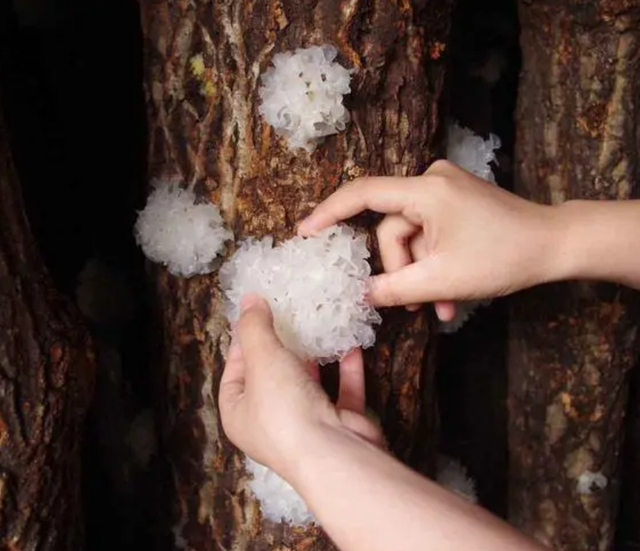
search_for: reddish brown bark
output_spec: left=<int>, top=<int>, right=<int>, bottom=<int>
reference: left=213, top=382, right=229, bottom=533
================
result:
left=138, top=0, right=453, bottom=548
left=0, top=93, right=94, bottom=549
left=509, top=2, right=640, bottom=550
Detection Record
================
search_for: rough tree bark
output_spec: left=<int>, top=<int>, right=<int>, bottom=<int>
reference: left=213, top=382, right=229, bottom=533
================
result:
left=509, top=2, right=640, bottom=550
left=138, top=1, right=453, bottom=549
left=0, top=92, right=94, bottom=548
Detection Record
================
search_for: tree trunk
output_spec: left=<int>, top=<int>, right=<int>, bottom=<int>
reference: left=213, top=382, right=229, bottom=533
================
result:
left=138, top=1, right=453, bottom=548
left=617, top=361, right=640, bottom=551
left=0, top=92, right=94, bottom=549
left=509, top=2, right=640, bottom=550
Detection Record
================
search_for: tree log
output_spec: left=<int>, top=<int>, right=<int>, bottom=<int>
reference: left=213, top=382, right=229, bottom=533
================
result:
left=138, top=1, right=453, bottom=548
left=0, top=92, right=94, bottom=549
left=509, top=2, right=640, bottom=550
left=617, top=361, right=640, bottom=551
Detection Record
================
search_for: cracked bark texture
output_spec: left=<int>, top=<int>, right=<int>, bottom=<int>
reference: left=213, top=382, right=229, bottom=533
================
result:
left=0, top=93, right=94, bottom=549
left=138, top=0, right=453, bottom=549
left=509, top=2, right=640, bottom=550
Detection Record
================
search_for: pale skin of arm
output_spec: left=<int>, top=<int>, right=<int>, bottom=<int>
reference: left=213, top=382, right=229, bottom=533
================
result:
left=219, top=160, right=640, bottom=551
left=288, top=425, right=547, bottom=551
left=220, top=296, right=547, bottom=551
left=298, top=160, right=640, bottom=315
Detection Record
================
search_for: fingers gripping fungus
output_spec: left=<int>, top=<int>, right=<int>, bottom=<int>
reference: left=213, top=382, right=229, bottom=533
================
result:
left=440, top=122, right=501, bottom=333
left=134, top=179, right=233, bottom=278
left=258, top=45, right=353, bottom=152
left=219, top=224, right=382, bottom=365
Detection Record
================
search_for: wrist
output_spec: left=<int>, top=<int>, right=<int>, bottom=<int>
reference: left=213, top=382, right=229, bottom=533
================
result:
left=516, top=201, right=574, bottom=288
left=534, top=201, right=579, bottom=284
left=543, top=199, right=637, bottom=286
left=277, top=421, right=378, bottom=488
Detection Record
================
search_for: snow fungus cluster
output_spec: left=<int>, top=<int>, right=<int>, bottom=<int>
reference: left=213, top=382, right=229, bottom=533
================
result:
left=258, top=45, right=352, bottom=152
left=132, top=46, right=503, bottom=528
left=219, top=224, right=381, bottom=365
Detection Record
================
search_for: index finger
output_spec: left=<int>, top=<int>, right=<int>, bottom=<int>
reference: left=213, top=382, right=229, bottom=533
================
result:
left=297, top=176, right=425, bottom=236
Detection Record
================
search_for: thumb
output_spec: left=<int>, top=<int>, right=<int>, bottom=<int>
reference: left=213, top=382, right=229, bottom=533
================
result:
left=236, top=294, right=286, bottom=369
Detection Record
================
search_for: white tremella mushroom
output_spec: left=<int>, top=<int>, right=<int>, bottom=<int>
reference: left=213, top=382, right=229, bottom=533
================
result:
left=436, top=455, right=478, bottom=503
left=244, top=457, right=315, bottom=526
left=446, top=121, right=501, bottom=183
left=134, top=179, right=233, bottom=278
left=258, top=45, right=353, bottom=152
left=220, top=223, right=381, bottom=365
left=577, top=470, right=608, bottom=495
left=440, top=122, right=501, bottom=333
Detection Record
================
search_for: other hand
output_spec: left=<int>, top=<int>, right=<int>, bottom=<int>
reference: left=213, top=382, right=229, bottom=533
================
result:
left=219, top=294, right=384, bottom=479
left=298, top=160, right=562, bottom=320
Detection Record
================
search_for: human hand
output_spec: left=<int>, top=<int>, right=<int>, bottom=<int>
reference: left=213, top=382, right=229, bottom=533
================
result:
left=298, top=160, right=562, bottom=320
left=219, top=294, right=384, bottom=479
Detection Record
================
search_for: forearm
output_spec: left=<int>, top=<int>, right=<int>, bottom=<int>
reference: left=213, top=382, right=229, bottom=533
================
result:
left=551, top=199, right=640, bottom=289
left=286, top=426, right=546, bottom=551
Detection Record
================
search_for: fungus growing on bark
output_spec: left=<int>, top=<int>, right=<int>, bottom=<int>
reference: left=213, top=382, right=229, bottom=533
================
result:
left=446, top=121, right=501, bottom=182
left=577, top=471, right=608, bottom=495
left=436, top=455, right=478, bottom=503
left=134, top=179, right=232, bottom=278
left=245, top=457, right=315, bottom=526
left=220, top=224, right=381, bottom=365
left=258, top=45, right=352, bottom=152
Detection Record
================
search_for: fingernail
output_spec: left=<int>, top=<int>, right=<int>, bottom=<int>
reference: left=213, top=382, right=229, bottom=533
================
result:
left=240, top=293, right=262, bottom=313
left=297, top=218, right=316, bottom=236
left=435, top=301, right=455, bottom=322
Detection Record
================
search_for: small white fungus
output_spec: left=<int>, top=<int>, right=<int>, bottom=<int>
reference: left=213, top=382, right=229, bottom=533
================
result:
left=219, top=224, right=381, bottom=365
left=172, top=517, right=188, bottom=549
left=258, top=45, right=352, bottom=152
left=446, top=121, right=501, bottom=182
left=245, top=457, right=315, bottom=526
left=577, top=471, right=608, bottom=495
left=134, top=179, right=233, bottom=278
left=436, top=455, right=478, bottom=503
left=441, top=122, right=501, bottom=333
